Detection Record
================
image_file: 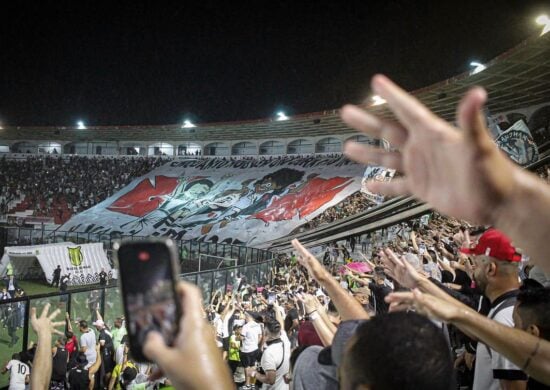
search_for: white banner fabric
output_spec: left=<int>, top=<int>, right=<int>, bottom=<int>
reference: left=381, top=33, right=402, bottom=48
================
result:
left=59, top=156, right=366, bottom=246
left=0, top=242, right=114, bottom=286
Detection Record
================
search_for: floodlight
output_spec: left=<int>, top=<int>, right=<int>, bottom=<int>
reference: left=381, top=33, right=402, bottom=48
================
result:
left=470, top=62, right=486, bottom=75
left=182, top=120, right=196, bottom=128
left=77, top=121, right=86, bottom=129
left=276, top=112, right=289, bottom=121
left=536, top=14, right=550, bottom=35
left=371, top=95, right=386, bottom=106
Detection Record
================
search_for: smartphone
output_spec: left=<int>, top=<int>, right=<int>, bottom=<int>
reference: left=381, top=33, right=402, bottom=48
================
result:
left=268, top=293, right=276, bottom=305
left=113, top=238, right=182, bottom=362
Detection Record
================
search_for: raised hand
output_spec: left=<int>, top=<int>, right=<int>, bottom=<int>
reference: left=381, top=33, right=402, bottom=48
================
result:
left=342, top=74, right=517, bottom=225
left=379, top=248, right=423, bottom=289
left=298, top=293, right=320, bottom=315
left=31, top=304, right=65, bottom=336
left=385, top=289, right=460, bottom=322
left=291, top=239, right=330, bottom=284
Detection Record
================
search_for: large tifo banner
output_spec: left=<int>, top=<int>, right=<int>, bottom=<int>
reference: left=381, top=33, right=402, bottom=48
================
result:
left=0, top=242, right=114, bottom=286
left=60, top=156, right=366, bottom=245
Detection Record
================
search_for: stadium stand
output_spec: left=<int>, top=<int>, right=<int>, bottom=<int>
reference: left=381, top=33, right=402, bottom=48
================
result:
left=1, top=28, right=550, bottom=390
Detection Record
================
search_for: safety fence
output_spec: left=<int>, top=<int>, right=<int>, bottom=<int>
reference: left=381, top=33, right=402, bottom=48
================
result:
left=0, top=257, right=275, bottom=388
left=0, top=226, right=274, bottom=273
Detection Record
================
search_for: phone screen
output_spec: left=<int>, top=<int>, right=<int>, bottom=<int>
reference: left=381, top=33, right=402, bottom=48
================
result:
left=115, top=239, right=181, bottom=362
left=268, top=293, right=276, bottom=304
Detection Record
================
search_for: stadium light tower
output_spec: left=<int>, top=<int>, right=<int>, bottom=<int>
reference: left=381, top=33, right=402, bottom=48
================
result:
left=536, top=14, right=550, bottom=36
left=470, top=61, right=486, bottom=75
left=77, top=120, right=86, bottom=129
left=276, top=111, right=289, bottom=121
left=371, top=95, right=386, bottom=106
left=182, top=119, right=196, bottom=128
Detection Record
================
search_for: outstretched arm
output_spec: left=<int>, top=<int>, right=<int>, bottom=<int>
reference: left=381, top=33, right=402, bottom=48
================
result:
left=342, top=74, right=550, bottom=274
left=30, top=304, right=65, bottom=390
left=292, top=239, right=368, bottom=321
left=386, top=289, right=550, bottom=385
left=66, top=312, right=73, bottom=333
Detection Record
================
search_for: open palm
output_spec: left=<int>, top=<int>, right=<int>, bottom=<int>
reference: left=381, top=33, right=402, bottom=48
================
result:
left=342, top=74, right=519, bottom=224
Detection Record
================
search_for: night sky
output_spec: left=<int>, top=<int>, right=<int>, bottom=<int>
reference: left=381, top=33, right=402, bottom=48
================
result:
left=0, top=1, right=547, bottom=126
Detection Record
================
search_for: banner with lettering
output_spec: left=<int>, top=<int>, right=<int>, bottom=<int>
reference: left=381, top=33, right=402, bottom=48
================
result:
left=59, top=156, right=366, bottom=246
left=0, top=242, right=114, bottom=285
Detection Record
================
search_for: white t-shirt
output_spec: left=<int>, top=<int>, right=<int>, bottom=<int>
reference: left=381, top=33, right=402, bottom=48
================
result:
left=212, top=315, right=223, bottom=347
left=473, top=295, right=527, bottom=390
left=241, top=321, right=262, bottom=353
left=5, top=359, right=29, bottom=390
left=221, top=315, right=231, bottom=338
left=80, top=329, right=97, bottom=368
left=260, top=332, right=290, bottom=390
left=115, top=344, right=125, bottom=365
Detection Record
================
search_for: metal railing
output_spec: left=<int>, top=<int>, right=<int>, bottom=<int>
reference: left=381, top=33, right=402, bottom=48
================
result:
left=0, top=257, right=275, bottom=389
left=0, top=227, right=274, bottom=271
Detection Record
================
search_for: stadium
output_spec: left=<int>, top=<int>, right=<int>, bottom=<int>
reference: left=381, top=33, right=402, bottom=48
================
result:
left=1, top=3, right=550, bottom=390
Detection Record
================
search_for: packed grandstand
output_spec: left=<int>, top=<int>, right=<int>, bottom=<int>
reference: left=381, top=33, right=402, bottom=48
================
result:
left=0, top=22, right=550, bottom=390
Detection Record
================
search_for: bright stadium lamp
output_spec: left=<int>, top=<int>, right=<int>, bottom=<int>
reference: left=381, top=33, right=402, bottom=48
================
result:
left=182, top=119, right=196, bottom=128
left=276, top=112, right=289, bottom=121
left=371, top=95, right=386, bottom=106
left=77, top=121, right=86, bottom=129
left=536, top=14, right=550, bottom=35
left=470, top=61, right=486, bottom=75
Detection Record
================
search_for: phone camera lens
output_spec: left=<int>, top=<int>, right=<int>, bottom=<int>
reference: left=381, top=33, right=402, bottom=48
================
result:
left=138, top=251, right=150, bottom=261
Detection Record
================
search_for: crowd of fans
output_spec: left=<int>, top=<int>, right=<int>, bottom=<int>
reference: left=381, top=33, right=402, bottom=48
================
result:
left=2, top=75, right=550, bottom=390
left=0, top=152, right=374, bottom=230
left=0, top=156, right=167, bottom=224
left=3, top=213, right=549, bottom=389
left=297, top=192, right=372, bottom=232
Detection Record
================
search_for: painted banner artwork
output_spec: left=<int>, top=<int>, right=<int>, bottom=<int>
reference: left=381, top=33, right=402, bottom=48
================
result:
left=60, top=156, right=366, bottom=245
left=360, top=165, right=396, bottom=204
left=495, top=119, right=539, bottom=166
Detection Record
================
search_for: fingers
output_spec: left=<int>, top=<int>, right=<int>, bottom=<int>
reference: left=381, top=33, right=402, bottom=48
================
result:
left=340, top=105, right=408, bottom=146
left=384, top=248, right=403, bottom=266
left=388, top=301, right=413, bottom=312
left=31, top=307, right=37, bottom=322
left=371, top=74, right=440, bottom=131
left=143, top=331, right=176, bottom=366
left=40, top=303, right=51, bottom=319
left=366, top=178, right=409, bottom=196
left=53, top=329, right=65, bottom=336
left=291, top=239, right=314, bottom=263
left=48, top=308, right=61, bottom=321
left=176, top=281, right=203, bottom=322
left=456, top=87, right=491, bottom=151
left=344, top=142, right=403, bottom=171
left=386, top=291, right=416, bottom=313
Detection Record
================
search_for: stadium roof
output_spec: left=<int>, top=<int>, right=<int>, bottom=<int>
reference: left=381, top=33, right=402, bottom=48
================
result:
left=1, top=33, right=549, bottom=143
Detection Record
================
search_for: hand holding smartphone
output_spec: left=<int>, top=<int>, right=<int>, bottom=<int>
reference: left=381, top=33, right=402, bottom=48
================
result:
left=114, top=238, right=182, bottom=362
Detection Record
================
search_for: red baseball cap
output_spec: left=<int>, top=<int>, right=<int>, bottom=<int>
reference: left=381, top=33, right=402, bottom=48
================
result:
left=460, top=228, right=521, bottom=262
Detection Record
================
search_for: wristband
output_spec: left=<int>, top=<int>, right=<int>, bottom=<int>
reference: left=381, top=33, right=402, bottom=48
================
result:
left=309, top=311, right=320, bottom=321
left=306, top=309, right=317, bottom=316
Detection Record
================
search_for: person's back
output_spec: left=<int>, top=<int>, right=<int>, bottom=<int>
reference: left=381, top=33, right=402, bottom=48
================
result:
left=5, top=358, right=29, bottom=390
left=241, top=319, right=261, bottom=353
left=51, top=345, right=69, bottom=383
left=79, top=321, right=97, bottom=368
left=68, top=365, right=90, bottom=390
